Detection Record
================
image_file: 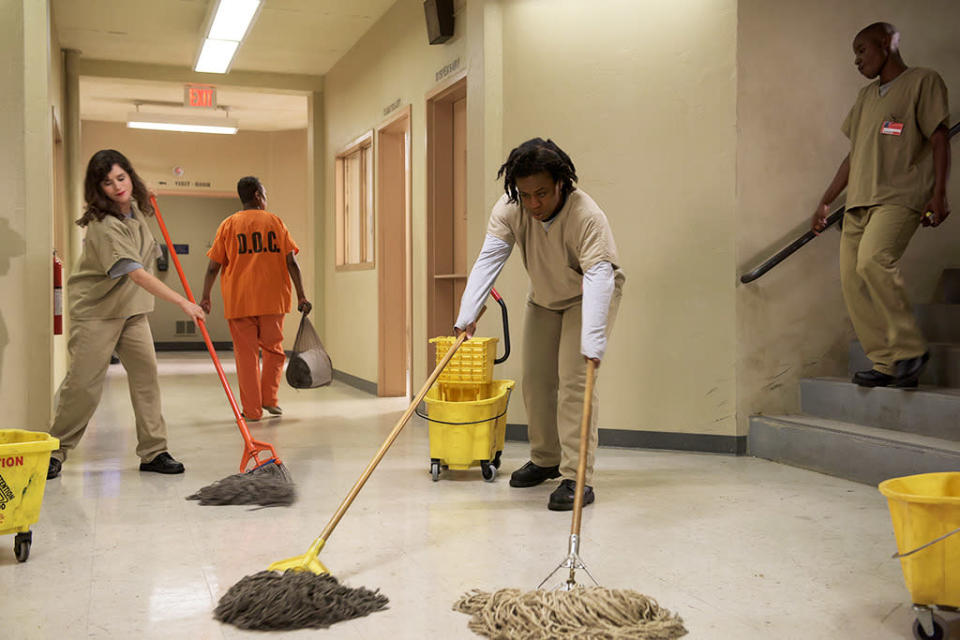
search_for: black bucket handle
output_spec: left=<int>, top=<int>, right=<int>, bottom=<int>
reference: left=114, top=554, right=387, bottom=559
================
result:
left=490, top=288, right=510, bottom=364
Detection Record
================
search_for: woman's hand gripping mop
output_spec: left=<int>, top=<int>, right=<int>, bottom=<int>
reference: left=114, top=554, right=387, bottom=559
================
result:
left=149, top=196, right=295, bottom=507
left=213, top=309, right=486, bottom=631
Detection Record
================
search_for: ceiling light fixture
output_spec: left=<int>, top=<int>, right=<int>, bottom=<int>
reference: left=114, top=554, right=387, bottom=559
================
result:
left=194, top=0, right=262, bottom=74
left=126, top=112, right=238, bottom=135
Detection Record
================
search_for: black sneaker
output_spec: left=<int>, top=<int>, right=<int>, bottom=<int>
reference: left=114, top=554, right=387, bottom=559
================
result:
left=548, top=479, right=595, bottom=511
left=852, top=369, right=895, bottom=388
left=262, top=405, right=283, bottom=416
left=47, top=457, right=62, bottom=480
left=139, top=452, right=185, bottom=474
left=509, top=460, right=561, bottom=488
left=892, top=351, right=930, bottom=388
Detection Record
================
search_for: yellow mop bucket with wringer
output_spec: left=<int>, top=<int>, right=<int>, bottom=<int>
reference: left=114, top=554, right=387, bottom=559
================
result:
left=0, top=429, right=59, bottom=562
left=879, top=472, right=960, bottom=639
left=420, top=289, right=514, bottom=482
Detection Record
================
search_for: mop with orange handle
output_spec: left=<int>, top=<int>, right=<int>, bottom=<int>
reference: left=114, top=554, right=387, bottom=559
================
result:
left=149, top=195, right=295, bottom=506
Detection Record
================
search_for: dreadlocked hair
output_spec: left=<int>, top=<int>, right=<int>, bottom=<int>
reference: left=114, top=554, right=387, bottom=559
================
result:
left=77, top=149, right=153, bottom=227
left=497, top=138, right=578, bottom=204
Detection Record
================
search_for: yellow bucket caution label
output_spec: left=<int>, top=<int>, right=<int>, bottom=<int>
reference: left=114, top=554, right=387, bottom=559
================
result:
left=0, top=473, right=14, bottom=509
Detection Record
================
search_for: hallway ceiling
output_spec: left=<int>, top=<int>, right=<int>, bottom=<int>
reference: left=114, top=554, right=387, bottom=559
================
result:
left=53, top=0, right=397, bottom=75
left=80, top=76, right=309, bottom=131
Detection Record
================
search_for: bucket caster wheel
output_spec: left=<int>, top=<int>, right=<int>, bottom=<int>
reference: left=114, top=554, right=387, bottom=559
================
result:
left=481, top=461, right=496, bottom=482
left=492, top=450, right=502, bottom=469
left=913, top=611, right=948, bottom=640
left=14, top=531, right=31, bottom=563
left=430, top=460, right=441, bottom=482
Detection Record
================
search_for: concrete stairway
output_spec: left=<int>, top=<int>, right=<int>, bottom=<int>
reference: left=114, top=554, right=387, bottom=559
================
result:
left=750, top=270, right=960, bottom=485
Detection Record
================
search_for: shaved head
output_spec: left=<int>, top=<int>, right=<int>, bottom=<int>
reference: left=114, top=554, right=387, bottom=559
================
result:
left=856, top=22, right=900, bottom=49
left=852, top=22, right=905, bottom=81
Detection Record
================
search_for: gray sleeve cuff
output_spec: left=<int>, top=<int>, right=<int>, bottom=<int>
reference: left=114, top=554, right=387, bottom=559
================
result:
left=108, top=259, right=143, bottom=279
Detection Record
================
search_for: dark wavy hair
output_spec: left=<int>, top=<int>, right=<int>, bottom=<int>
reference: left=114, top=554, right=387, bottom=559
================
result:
left=497, top=138, right=578, bottom=204
left=77, top=149, right=153, bottom=227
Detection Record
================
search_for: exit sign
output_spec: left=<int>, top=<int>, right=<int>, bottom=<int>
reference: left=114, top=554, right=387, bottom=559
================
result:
left=184, top=84, right=217, bottom=108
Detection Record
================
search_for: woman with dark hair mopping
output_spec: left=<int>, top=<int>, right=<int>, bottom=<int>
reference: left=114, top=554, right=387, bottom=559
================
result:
left=455, top=138, right=625, bottom=510
left=47, top=149, right=205, bottom=479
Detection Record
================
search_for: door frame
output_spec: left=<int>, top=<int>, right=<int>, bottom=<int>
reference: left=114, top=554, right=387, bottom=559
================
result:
left=425, top=73, right=468, bottom=366
left=376, top=105, right=413, bottom=397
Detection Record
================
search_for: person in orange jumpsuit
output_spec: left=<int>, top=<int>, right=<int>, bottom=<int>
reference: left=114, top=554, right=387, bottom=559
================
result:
left=200, top=176, right=311, bottom=421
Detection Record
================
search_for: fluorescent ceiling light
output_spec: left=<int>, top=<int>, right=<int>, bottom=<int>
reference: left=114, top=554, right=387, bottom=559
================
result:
left=194, top=0, right=261, bottom=73
left=126, top=112, right=238, bottom=135
left=208, top=0, right=261, bottom=41
left=195, top=39, right=240, bottom=74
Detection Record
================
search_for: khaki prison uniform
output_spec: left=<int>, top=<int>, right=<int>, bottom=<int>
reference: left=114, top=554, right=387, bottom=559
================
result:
left=488, top=190, right=625, bottom=484
left=49, top=205, right=169, bottom=463
left=207, top=209, right=299, bottom=420
left=839, top=67, right=950, bottom=374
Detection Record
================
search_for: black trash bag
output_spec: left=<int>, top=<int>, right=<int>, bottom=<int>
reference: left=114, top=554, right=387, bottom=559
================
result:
left=286, top=313, right=332, bottom=389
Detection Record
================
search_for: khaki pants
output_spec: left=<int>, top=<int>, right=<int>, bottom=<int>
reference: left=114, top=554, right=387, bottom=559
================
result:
left=227, top=314, right=285, bottom=420
left=521, top=293, right=620, bottom=485
left=49, top=314, right=168, bottom=463
left=840, top=204, right=926, bottom=374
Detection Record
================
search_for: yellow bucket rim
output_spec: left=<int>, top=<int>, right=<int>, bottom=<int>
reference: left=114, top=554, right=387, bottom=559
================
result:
left=878, top=472, right=960, bottom=505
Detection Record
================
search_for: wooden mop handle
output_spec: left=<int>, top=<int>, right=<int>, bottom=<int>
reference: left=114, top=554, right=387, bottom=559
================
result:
left=571, top=359, right=596, bottom=536
left=317, top=306, right=488, bottom=542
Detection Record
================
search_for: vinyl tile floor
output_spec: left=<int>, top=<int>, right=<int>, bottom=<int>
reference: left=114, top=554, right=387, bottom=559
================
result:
left=3, top=353, right=956, bottom=639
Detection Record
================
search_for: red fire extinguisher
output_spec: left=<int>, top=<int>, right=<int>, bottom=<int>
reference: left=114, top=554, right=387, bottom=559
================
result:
left=53, top=251, right=63, bottom=335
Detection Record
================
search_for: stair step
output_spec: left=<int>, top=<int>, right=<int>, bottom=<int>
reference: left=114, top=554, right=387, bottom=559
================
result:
left=848, top=341, right=960, bottom=388
left=749, top=414, right=960, bottom=485
left=800, top=377, right=960, bottom=440
left=916, top=304, right=960, bottom=342
left=932, top=268, right=960, bottom=304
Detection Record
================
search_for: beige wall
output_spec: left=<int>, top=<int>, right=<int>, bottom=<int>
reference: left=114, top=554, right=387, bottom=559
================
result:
left=497, top=0, right=740, bottom=434
left=322, top=0, right=469, bottom=384
left=736, top=0, right=960, bottom=433
left=146, top=195, right=236, bottom=344
left=0, top=0, right=56, bottom=430
left=79, top=121, right=311, bottom=350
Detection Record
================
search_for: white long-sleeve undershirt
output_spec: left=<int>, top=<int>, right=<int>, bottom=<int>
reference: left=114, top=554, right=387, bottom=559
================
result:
left=455, top=233, right=615, bottom=360
left=455, top=234, right=512, bottom=331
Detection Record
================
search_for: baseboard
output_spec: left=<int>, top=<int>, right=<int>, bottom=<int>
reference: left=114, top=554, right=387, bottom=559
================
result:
left=154, top=341, right=233, bottom=351
left=505, top=423, right=747, bottom=455
left=332, top=369, right=378, bottom=395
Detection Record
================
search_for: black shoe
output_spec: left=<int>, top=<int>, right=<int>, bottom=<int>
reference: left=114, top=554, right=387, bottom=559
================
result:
left=892, top=351, right=930, bottom=388
left=139, top=452, right=185, bottom=474
left=262, top=405, right=283, bottom=416
left=509, top=460, right=561, bottom=488
left=852, top=369, right=895, bottom=388
left=548, top=479, right=595, bottom=511
left=47, top=457, right=62, bottom=480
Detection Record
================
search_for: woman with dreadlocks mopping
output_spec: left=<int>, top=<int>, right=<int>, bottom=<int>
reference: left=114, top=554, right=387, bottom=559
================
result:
left=46, top=149, right=205, bottom=479
left=455, top=138, right=625, bottom=511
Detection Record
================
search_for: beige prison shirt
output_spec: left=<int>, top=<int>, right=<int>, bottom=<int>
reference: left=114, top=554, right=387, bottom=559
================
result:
left=486, top=189, right=625, bottom=311
left=842, top=67, right=950, bottom=213
left=68, top=205, right=159, bottom=320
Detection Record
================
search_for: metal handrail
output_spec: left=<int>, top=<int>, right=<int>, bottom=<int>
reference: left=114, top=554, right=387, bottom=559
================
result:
left=740, top=121, right=960, bottom=284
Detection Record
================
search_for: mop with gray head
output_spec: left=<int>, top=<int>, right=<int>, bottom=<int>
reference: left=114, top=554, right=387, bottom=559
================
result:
left=187, top=460, right=296, bottom=507
left=214, top=570, right=388, bottom=630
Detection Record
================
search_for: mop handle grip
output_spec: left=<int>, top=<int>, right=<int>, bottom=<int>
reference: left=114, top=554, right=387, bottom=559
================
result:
left=148, top=196, right=264, bottom=460
left=317, top=306, right=488, bottom=544
left=571, top=360, right=596, bottom=537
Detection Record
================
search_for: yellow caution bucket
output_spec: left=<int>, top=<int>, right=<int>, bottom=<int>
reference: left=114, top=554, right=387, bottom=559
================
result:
left=421, top=380, right=514, bottom=482
left=0, top=429, right=59, bottom=562
left=878, top=472, right=960, bottom=607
